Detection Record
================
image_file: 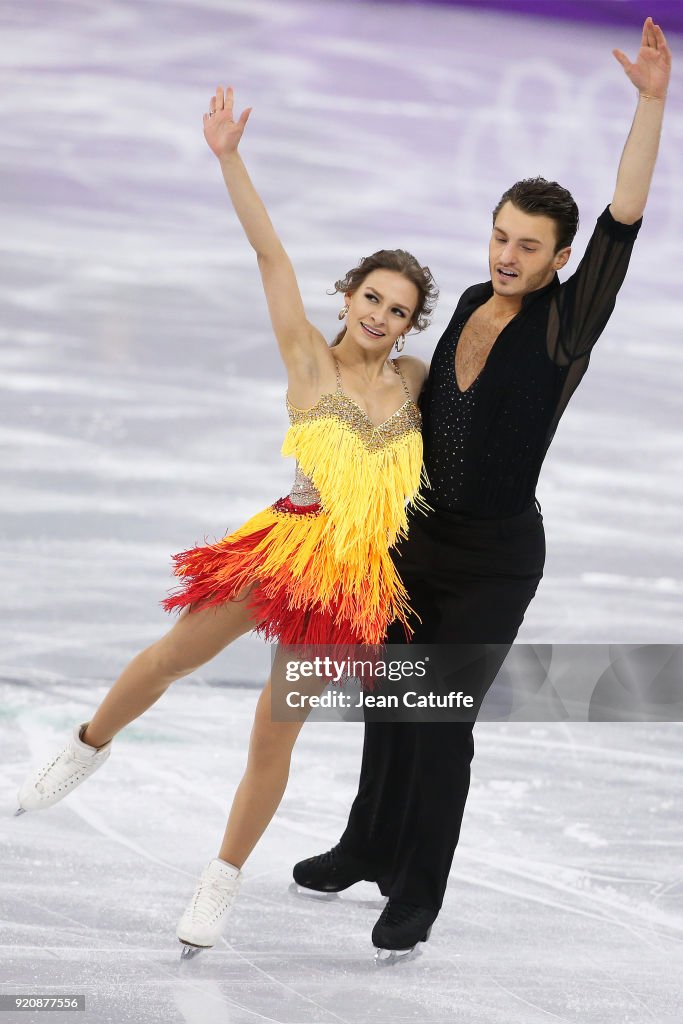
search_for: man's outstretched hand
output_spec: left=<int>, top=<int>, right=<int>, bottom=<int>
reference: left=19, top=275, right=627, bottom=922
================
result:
left=613, top=17, right=672, bottom=101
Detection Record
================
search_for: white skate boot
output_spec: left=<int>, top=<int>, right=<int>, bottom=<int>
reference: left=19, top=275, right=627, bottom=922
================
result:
left=15, top=722, right=112, bottom=815
left=176, top=858, right=242, bottom=960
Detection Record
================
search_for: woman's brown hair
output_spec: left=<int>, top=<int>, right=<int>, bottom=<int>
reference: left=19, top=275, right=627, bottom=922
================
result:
left=330, top=249, right=438, bottom=347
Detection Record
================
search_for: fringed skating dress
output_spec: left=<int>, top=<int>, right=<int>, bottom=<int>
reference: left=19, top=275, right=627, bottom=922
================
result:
left=162, top=358, right=427, bottom=645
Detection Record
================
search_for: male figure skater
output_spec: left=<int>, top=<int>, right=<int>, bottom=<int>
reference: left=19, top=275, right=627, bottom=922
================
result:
left=293, top=18, right=671, bottom=956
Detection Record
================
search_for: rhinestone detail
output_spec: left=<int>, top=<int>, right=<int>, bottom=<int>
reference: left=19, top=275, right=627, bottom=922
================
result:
left=272, top=495, right=322, bottom=517
left=289, top=462, right=321, bottom=506
left=286, top=392, right=421, bottom=453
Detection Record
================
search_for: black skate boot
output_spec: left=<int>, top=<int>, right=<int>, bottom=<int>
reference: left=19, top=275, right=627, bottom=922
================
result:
left=372, top=900, right=437, bottom=964
left=293, top=844, right=377, bottom=893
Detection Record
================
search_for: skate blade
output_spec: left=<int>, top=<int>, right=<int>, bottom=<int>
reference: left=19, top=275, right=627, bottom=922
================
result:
left=288, top=882, right=339, bottom=902
left=374, top=945, right=421, bottom=966
left=14, top=807, right=27, bottom=817
left=179, top=942, right=207, bottom=961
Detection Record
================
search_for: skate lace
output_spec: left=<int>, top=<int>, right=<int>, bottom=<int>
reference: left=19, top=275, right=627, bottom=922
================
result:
left=190, top=878, right=238, bottom=925
left=36, top=747, right=95, bottom=792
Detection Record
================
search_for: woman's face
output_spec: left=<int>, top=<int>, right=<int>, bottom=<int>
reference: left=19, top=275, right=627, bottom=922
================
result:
left=344, top=269, right=418, bottom=352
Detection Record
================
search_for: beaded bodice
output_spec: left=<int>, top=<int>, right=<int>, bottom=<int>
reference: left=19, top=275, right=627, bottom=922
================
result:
left=285, top=357, right=421, bottom=508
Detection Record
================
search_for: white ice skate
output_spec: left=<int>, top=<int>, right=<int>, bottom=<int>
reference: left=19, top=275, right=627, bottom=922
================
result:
left=176, top=858, right=242, bottom=960
left=15, top=722, right=112, bottom=815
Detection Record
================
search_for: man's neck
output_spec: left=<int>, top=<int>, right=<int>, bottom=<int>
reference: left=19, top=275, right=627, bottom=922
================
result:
left=487, top=293, right=522, bottom=321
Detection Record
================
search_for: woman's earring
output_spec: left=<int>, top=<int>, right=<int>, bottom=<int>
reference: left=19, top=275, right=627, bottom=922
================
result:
left=338, top=306, right=348, bottom=321
left=394, top=334, right=406, bottom=352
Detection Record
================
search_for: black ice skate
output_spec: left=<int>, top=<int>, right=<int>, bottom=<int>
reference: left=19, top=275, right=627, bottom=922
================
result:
left=292, top=844, right=377, bottom=894
left=372, top=900, right=437, bottom=964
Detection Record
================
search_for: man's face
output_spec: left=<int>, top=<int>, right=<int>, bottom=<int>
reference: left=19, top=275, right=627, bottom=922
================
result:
left=489, top=201, right=571, bottom=298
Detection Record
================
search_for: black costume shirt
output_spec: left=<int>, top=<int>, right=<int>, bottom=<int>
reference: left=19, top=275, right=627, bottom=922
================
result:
left=422, top=206, right=642, bottom=518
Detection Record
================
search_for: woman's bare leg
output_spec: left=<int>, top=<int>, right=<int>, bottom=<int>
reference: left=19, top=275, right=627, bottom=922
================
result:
left=216, top=678, right=303, bottom=867
left=80, top=592, right=321, bottom=871
left=82, top=590, right=258, bottom=749
left=217, top=653, right=325, bottom=868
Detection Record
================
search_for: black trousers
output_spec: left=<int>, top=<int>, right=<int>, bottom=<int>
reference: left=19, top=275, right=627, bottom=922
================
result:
left=338, top=501, right=546, bottom=911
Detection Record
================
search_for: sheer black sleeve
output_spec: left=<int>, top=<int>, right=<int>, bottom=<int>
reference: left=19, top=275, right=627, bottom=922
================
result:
left=547, top=205, right=642, bottom=366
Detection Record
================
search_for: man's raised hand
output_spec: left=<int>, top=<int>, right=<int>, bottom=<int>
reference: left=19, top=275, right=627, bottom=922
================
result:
left=203, top=85, right=252, bottom=160
left=613, top=17, right=672, bottom=101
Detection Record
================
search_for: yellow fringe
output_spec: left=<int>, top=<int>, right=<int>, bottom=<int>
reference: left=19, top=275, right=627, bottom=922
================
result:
left=282, top=418, right=426, bottom=559
left=279, top=417, right=428, bottom=635
left=200, top=416, right=428, bottom=641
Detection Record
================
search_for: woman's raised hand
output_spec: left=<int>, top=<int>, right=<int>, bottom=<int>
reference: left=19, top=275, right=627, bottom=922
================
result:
left=203, top=85, right=252, bottom=160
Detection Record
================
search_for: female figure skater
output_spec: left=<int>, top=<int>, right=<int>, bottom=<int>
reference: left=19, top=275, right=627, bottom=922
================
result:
left=16, top=86, right=437, bottom=958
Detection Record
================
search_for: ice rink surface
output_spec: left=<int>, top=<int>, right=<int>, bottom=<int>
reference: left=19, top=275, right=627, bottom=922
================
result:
left=1, top=1, right=682, bottom=1022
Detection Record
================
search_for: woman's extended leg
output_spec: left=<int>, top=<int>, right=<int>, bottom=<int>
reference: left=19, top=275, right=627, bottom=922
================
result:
left=82, top=589, right=258, bottom=749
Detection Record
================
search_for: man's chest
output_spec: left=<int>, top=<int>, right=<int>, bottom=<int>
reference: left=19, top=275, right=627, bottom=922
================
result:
left=454, top=311, right=506, bottom=392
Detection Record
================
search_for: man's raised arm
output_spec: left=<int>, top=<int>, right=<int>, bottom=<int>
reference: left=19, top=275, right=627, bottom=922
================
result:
left=610, top=17, right=672, bottom=225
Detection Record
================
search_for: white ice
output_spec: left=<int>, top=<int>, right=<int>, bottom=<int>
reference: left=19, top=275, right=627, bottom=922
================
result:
left=1, top=1, right=682, bottom=1022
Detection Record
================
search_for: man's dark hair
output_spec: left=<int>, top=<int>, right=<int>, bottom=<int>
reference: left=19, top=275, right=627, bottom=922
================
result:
left=493, top=177, right=579, bottom=252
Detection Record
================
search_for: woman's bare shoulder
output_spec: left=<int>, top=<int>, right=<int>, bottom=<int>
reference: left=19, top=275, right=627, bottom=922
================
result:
left=395, top=354, right=429, bottom=396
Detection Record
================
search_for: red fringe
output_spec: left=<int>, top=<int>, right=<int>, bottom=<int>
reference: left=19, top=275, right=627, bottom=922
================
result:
left=161, top=513, right=371, bottom=646
left=161, top=525, right=272, bottom=615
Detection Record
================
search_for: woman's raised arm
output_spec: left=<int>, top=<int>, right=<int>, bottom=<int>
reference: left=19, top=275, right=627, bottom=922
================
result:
left=203, top=86, right=326, bottom=375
